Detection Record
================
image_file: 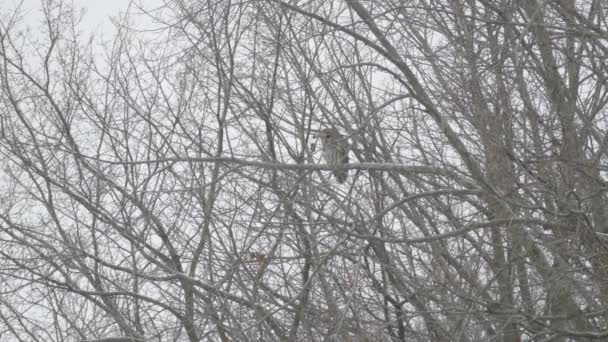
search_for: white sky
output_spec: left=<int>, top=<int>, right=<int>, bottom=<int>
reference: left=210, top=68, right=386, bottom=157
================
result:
left=77, top=0, right=131, bottom=33
left=2, top=0, right=138, bottom=36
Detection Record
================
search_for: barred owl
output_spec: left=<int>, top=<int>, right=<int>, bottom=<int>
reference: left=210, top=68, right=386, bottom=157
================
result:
left=319, top=127, right=349, bottom=183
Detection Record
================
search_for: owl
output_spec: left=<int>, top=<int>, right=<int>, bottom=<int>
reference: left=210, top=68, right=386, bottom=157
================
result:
left=319, top=127, right=349, bottom=183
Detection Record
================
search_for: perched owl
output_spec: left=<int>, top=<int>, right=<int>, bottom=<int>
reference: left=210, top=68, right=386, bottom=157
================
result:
left=319, top=127, right=349, bottom=183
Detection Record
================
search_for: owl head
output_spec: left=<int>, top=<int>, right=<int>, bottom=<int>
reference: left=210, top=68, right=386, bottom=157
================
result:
left=319, top=127, right=340, bottom=144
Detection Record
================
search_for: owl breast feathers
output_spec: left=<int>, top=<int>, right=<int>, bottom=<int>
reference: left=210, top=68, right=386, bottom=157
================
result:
left=319, top=128, right=349, bottom=183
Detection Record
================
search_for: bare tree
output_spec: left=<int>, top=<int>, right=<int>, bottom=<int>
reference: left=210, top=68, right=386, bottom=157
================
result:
left=1, top=0, right=607, bottom=341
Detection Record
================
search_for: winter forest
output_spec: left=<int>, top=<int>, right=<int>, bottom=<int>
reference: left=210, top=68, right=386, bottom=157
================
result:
left=1, top=0, right=608, bottom=341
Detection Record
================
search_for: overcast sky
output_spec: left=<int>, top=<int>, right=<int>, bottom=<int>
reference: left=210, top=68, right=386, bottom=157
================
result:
left=2, top=0, right=138, bottom=36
